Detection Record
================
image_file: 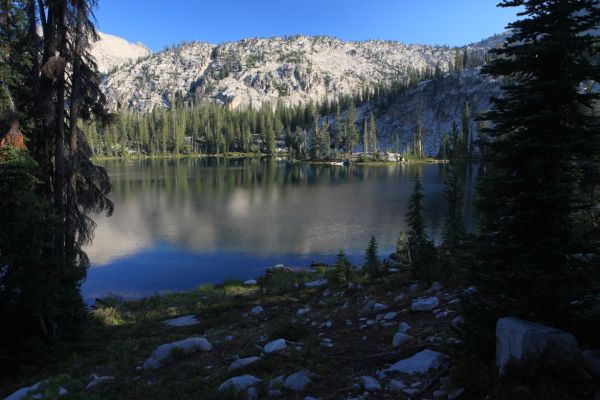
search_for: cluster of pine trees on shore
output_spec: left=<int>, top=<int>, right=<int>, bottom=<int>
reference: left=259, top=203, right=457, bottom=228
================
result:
left=83, top=48, right=492, bottom=161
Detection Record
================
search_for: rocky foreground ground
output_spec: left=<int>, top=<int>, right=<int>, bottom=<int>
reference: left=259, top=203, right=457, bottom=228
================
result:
left=2, top=267, right=476, bottom=399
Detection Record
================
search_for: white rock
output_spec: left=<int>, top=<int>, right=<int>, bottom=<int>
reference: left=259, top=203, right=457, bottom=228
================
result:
left=433, top=389, right=447, bottom=398
left=392, top=333, right=413, bottom=348
left=263, top=338, right=287, bottom=353
left=267, top=389, right=283, bottom=397
left=304, top=279, right=328, bottom=288
left=163, top=315, right=199, bottom=328
left=219, top=375, right=262, bottom=393
left=389, top=379, right=407, bottom=391
left=496, top=317, right=581, bottom=375
left=398, top=322, right=411, bottom=333
left=383, top=312, right=398, bottom=320
left=451, top=316, right=465, bottom=327
left=429, top=281, right=444, bottom=292
left=284, top=370, right=312, bottom=391
left=386, top=349, right=447, bottom=374
left=244, top=279, right=258, bottom=286
left=411, top=297, right=440, bottom=312
left=297, top=307, right=311, bottom=315
left=143, top=337, right=212, bottom=370
left=250, top=306, right=264, bottom=315
left=229, top=356, right=261, bottom=372
left=372, top=303, right=388, bottom=312
left=360, top=376, right=381, bottom=391
left=408, top=283, right=420, bottom=292
left=86, top=374, right=114, bottom=389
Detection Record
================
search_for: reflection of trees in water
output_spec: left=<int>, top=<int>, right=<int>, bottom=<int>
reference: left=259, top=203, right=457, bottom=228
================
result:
left=89, top=159, right=479, bottom=265
left=107, top=157, right=417, bottom=198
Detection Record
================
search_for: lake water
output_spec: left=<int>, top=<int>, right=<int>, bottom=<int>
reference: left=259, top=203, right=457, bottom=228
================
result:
left=82, top=157, right=479, bottom=302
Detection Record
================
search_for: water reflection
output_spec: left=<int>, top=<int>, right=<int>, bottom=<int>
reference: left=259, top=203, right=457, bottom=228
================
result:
left=83, top=158, right=478, bottom=300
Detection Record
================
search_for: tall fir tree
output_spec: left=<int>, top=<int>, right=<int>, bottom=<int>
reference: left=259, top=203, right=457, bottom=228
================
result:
left=469, top=0, right=600, bottom=353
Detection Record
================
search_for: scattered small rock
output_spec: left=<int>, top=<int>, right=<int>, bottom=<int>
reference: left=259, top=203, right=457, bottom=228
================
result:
left=284, top=370, right=313, bottom=391
left=86, top=374, right=114, bottom=389
left=398, top=321, right=411, bottom=333
left=264, top=338, right=287, bottom=354
left=229, top=356, right=261, bottom=372
left=250, top=306, right=264, bottom=315
left=163, top=315, right=199, bottom=328
left=411, top=297, right=440, bottom=312
left=219, top=375, right=262, bottom=393
left=386, top=349, right=447, bottom=374
left=392, top=332, right=413, bottom=348
left=372, top=303, right=389, bottom=312
left=143, top=337, right=212, bottom=370
left=360, top=376, right=381, bottom=391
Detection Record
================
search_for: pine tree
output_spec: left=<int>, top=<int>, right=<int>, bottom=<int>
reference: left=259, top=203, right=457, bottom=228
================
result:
left=406, top=173, right=436, bottom=282
left=345, top=100, right=358, bottom=154
left=368, top=112, right=377, bottom=158
left=363, top=236, right=383, bottom=278
left=470, top=0, right=600, bottom=349
left=362, top=118, right=369, bottom=154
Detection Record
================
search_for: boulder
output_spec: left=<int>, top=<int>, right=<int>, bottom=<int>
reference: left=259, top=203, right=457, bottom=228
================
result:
left=360, top=300, right=376, bottom=313
left=386, top=349, right=446, bottom=374
left=360, top=376, right=381, bottom=391
left=496, top=317, right=581, bottom=374
left=244, top=279, right=258, bottom=286
left=229, top=356, right=261, bottom=372
left=283, top=370, right=312, bottom=391
left=163, top=315, right=199, bottom=328
left=263, top=338, right=287, bottom=354
left=392, top=333, right=413, bottom=348
left=411, top=297, right=439, bottom=312
left=143, top=337, right=212, bottom=370
left=429, top=281, right=444, bottom=292
left=219, top=375, right=262, bottom=393
left=5, top=381, right=43, bottom=400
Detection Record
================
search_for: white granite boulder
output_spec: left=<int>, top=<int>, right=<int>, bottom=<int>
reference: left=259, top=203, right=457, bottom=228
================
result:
left=386, top=349, right=446, bottom=374
left=219, top=375, right=262, bottom=393
left=411, top=297, right=440, bottom=312
left=496, top=317, right=581, bottom=374
left=143, top=337, right=212, bottom=370
left=228, top=356, right=261, bottom=372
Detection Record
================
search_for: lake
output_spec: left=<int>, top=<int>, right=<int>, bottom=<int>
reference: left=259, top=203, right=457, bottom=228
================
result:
left=82, top=157, right=479, bottom=302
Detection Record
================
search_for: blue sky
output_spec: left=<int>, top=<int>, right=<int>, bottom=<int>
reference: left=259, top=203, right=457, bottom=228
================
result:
left=94, top=0, right=521, bottom=52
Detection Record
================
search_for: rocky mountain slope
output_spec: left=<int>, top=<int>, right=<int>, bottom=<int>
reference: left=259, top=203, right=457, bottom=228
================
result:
left=101, top=35, right=470, bottom=112
left=91, top=31, right=152, bottom=74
